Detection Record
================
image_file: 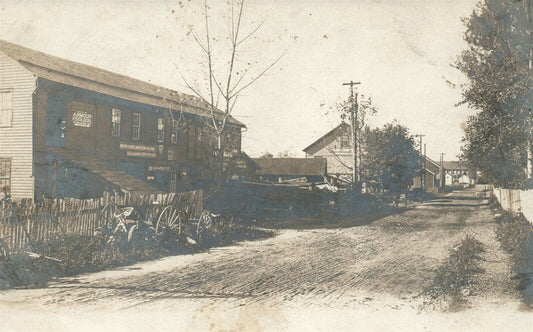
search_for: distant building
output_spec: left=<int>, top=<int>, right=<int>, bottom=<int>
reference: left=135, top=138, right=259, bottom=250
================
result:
left=252, top=158, right=327, bottom=184
left=442, top=161, right=475, bottom=186
left=0, top=40, right=251, bottom=200
left=412, top=156, right=442, bottom=189
left=303, top=123, right=353, bottom=185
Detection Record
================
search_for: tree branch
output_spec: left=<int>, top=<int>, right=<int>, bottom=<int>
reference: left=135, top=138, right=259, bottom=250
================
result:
left=229, top=51, right=284, bottom=99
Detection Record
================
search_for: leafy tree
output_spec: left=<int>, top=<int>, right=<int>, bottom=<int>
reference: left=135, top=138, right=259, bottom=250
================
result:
left=259, top=152, right=273, bottom=158
left=361, top=123, right=419, bottom=201
left=462, top=111, right=527, bottom=188
left=456, top=0, right=533, bottom=188
left=277, top=150, right=294, bottom=158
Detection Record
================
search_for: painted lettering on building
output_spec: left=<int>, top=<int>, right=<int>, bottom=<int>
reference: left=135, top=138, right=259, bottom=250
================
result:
left=168, top=149, right=175, bottom=161
left=119, top=143, right=156, bottom=152
left=72, top=111, right=92, bottom=127
left=126, top=151, right=157, bottom=158
left=148, top=166, right=170, bottom=172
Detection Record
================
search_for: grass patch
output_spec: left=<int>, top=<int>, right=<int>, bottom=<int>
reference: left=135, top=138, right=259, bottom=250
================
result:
left=424, top=235, right=485, bottom=311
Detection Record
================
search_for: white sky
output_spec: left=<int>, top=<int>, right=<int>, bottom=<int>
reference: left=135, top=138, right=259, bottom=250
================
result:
left=0, top=0, right=479, bottom=161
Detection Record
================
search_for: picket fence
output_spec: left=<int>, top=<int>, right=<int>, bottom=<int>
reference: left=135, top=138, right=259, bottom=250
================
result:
left=0, top=190, right=203, bottom=251
left=493, top=187, right=533, bottom=224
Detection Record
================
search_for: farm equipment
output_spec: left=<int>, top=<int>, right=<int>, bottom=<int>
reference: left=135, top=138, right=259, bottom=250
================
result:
left=97, top=198, right=216, bottom=250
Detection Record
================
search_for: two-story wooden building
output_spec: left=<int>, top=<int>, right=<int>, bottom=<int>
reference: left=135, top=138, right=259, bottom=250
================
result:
left=0, top=40, right=248, bottom=200
left=303, top=122, right=353, bottom=185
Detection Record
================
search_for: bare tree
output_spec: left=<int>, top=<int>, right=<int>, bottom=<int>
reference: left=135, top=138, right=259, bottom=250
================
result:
left=178, top=0, right=283, bottom=188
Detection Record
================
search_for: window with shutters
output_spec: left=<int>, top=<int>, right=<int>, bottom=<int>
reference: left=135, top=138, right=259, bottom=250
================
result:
left=111, top=109, right=121, bottom=137
left=132, top=113, right=141, bottom=140
left=0, top=159, right=11, bottom=193
left=0, top=89, right=13, bottom=127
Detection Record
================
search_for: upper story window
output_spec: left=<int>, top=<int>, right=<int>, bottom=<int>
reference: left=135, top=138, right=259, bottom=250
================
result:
left=171, top=119, right=178, bottom=144
left=0, top=89, right=13, bottom=127
left=111, top=109, right=121, bottom=137
left=0, top=158, right=11, bottom=194
left=132, top=113, right=141, bottom=140
left=157, top=117, right=165, bottom=142
left=340, top=135, right=350, bottom=149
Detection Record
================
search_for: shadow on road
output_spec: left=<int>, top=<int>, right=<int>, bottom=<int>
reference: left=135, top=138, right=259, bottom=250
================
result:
left=48, top=283, right=254, bottom=301
left=260, top=190, right=488, bottom=230
left=258, top=208, right=405, bottom=230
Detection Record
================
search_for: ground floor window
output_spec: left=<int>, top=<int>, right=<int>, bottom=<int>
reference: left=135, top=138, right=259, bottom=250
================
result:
left=0, top=89, right=13, bottom=127
left=169, top=171, right=177, bottom=193
left=0, top=158, right=11, bottom=193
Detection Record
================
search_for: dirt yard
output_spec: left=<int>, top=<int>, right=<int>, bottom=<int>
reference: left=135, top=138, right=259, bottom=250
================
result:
left=0, top=190, right=531, bottom=331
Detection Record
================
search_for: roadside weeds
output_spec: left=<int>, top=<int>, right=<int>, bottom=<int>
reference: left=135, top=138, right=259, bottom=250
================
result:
left=0, top=224, right=274, bottom=290
left=493, top=208, right=533, bottom=307
left=423, top=235, right=485, bottom=312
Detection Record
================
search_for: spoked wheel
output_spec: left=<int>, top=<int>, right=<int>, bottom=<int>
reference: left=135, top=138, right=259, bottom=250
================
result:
left=155, top=205, right=183, bottom=236
left=100, top=202, right=117, bottom=229
left=0, top=238, right=10, bottom=260
left=141, top=204, right=162, bottom=227
left=196, top=210, right=214, bottom=241
left=0, top=237, right=20, bottom=286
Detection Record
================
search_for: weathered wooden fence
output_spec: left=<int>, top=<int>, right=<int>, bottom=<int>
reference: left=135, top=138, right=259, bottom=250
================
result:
left=0, top=190, right=203, bottom=251
left=493, top=187, right=533, bottom=224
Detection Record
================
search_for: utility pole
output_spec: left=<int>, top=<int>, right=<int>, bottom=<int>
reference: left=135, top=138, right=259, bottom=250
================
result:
left=342, top=80, right=361, bottom=194
left=525, top=0, right=533, bottom=179
left=424, top=144, right=427, bottom=188
left=415, top=134, right=425, bottom=188
left=440, top=152, right=446, bottom=190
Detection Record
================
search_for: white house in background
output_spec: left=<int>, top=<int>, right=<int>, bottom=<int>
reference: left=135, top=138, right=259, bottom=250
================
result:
left=443, top=161, right=475, bottom=186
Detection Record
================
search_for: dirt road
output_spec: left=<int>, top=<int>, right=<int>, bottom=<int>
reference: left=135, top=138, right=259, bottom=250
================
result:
left=0, top=190, right=531, bottom=331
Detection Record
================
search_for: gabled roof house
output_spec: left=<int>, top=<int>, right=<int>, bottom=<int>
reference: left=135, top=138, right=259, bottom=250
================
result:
left=303, top=122, right=353, bottom=184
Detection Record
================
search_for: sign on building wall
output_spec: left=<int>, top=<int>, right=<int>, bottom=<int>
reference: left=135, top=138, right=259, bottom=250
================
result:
left=148, top=165, right=170, bottom=172
left=120, top=143, right=155, bottom=152
left=120, top=143, right=156, bottom=158
left=126, top=151, right=157, bottom=158
left=72, top=111, right=92, bottom=127
left=168, top=149, right=175, bottom=161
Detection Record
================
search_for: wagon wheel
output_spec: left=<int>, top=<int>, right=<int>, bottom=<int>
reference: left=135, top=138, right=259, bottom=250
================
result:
left=155, top=205, right=183, bottom=236
left=0, top=238, right=11, bottom=260
left=142, top=204, right=162, bottom=227
left=0, top=237, right=20, bottom=286
left=100, top=202, right=117, bottom=229
left=195, top=210, right=214, bottom=241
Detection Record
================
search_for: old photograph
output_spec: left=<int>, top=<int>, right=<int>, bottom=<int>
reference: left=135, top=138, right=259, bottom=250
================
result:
left=0, top=0, right=532, bottom=331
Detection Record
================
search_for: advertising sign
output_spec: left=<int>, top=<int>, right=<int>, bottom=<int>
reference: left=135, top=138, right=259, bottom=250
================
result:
left=72, top=111, right=92, bottom=127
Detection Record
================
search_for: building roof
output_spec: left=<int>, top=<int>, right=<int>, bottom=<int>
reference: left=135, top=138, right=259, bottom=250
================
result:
left=442, top=161, right=467, bottom=170
left=252, top=158, right=327, bottom=176
left=303, top=122, right=351, bottom=155
left=427, top=156, right=441, bottom=169
left=0, top=39, right=244, bottom=126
